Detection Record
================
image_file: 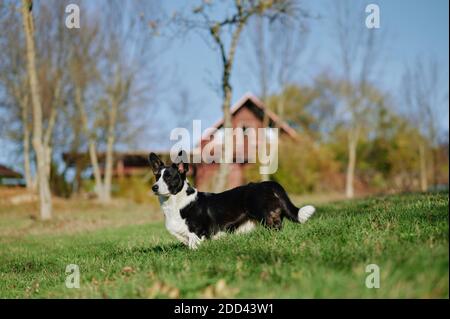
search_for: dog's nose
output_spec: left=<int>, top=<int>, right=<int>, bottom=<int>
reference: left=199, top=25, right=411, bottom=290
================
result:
left=152, top=184, right=159, bottom=192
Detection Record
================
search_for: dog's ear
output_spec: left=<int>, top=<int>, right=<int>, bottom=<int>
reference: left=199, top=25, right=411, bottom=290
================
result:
left=148, top=152, right=164, bottom=174
left=175, top=150, right=189, bottom=175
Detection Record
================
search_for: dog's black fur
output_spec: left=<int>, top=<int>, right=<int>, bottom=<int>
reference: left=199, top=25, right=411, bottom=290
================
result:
left=179, top=181, right=302, bottom=238
left=149, top=151, right=313, bottom=244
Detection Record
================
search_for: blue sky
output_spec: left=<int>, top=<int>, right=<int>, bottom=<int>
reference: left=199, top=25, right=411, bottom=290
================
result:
left=151, top=0, right=449, bottom=147
left=0, top=0, right=448, bottom=169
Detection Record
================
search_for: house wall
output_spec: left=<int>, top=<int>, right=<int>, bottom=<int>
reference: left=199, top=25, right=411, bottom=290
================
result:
left=195, top=100, right=280, bottom=190
left=199, top=103, right=267, bottom=161
left=195, top=163, right=245, bottom=191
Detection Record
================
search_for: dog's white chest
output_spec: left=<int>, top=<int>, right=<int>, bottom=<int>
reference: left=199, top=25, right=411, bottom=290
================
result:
left=162, top=202, right=190, bottom=242
left=158, top=185, right=199, bottom=247
left=160, top=199, right=189, bottom=242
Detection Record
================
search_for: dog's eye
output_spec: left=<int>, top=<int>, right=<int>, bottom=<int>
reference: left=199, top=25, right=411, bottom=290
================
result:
left=163, top=170, right=178, bottom=181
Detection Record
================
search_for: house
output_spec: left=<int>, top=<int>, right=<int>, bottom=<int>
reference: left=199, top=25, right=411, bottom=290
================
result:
left=0, top=164, right=24, bottom=186
left=62, top=93, right=298, bottom=191
left=192, top=92, right=298, bottom=190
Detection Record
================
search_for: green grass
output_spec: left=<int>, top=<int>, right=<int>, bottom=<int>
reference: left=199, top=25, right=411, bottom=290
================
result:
left=0, top=192, right=448, bottom=298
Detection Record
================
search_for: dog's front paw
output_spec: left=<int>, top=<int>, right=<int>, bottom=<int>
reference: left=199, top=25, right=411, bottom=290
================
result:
left=188, top=234, right=203, bottom=250
left=188, top=239, right=199, bottom=250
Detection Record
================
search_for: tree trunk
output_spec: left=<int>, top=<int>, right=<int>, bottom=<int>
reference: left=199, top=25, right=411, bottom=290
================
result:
left=103, top=98, right=118, bottom=203
left=43, top=77, right=61, bottom=180
left=213, top=21, right=245, bottom=192
left=419, top=141, right=428, bottom=192
left=75, top=86, right=105, bottom=201
left=256, top=15, right=268, bottom=105
left=23, top=125, right=33, bottom=189
left=33, top=141, right=52, bottom=219
left=88, top=140, right=106, bottom=200
left=260, top=104, right=271, bottom=182
left=214, top=84, right=233, bottom=192
left=345, top=131, right=358, bottom=199
left=21, top=0, right=52, bottom=219
left=21, top=94, right=34, bottom=190
left=13, top=84, right=34, bottom=190
left=74, top=157, right=82, bottom=195
left=428, top=125, right=437, bottom=188
left=44, top=145, right=52, bottom=188
left=430, top=148, right=436, bottom=188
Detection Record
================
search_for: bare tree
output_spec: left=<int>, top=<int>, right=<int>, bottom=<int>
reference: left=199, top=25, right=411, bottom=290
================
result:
left=21, top=0, right=52, bottom=219
left=244, top=10, right=308, bottom=181
left=170, top=87, right=201, bottom=130
left=2, top=1, right=68, bottom=217
left=99, top=0, right=159, bottom=202
left=68, top=0, right=160, bottom=202
left=245, top=11, right=309, bottom=118
left=67, top=13, right=105, bottom=201
left=0, top=2, right=33, bottom=189
left=35, top=2, right=70, bottom=184
left=402, top=57, right=447, bottom=191
left=331, top=0, right=383, bottom=198
left=176, top=0, right=300, bottom=191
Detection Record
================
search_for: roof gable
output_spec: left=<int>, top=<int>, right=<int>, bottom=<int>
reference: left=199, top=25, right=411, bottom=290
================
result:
left=201, top=92, right=298, bottom=141
left=0, top=164, right=22, bottom=178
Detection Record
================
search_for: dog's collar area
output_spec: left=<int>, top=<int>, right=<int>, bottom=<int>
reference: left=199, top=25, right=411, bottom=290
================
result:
left=160, top=181, right=197, bottom=203
left=186, top=182, right=196, bottom=195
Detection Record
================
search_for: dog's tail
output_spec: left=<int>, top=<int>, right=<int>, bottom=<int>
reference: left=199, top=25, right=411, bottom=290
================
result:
left=273, top=183, right=315, bottom=224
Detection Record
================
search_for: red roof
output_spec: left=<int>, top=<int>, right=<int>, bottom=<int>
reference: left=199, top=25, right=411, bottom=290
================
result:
left=0, top=164, right=22, bottom=178
left=200, top=92, right=298, bottom=141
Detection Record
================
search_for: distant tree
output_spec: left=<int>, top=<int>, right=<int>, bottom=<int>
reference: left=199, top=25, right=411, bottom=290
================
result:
left=68, top=0, right=160, bottom=202
left=402, top=57, right=448, bottom=191
left=170, top=87, right=201, bottom=130
left=175, top=0, right=303, bottom=191
left=244, top=10, right=309, bottom=181
left=20, top=0, right=51, bottom=218
left=330, top=0, right=385, bottom=198
left=364, top=105, right=424, bottom=191
left=266, top=79, right=337, bottom=139
left=0, top=0, right=70, bottom=219
left=245, top=9, right=309, bottom=118
left=67, top=11, right=105, bottom=200
left=0, top=2, right=33, bottom=189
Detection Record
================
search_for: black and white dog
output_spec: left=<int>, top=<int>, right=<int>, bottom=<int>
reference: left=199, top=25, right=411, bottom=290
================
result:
left=149, top=151, right=315, bottom=249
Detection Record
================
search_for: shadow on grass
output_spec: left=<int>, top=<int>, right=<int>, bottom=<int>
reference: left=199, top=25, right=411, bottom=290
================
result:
left=132, top=242, right=186, bottom=254
left=104, top=242, right=186, bottom=259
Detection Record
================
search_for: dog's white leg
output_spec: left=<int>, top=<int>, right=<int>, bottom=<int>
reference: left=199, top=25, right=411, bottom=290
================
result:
left=170, top=232, right=189, bottom=246
left=235, top=220, right=257, bottom=234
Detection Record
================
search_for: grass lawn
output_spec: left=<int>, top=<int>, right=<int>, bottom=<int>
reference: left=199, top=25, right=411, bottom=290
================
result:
left=0, top=191, right=448, bottom=298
